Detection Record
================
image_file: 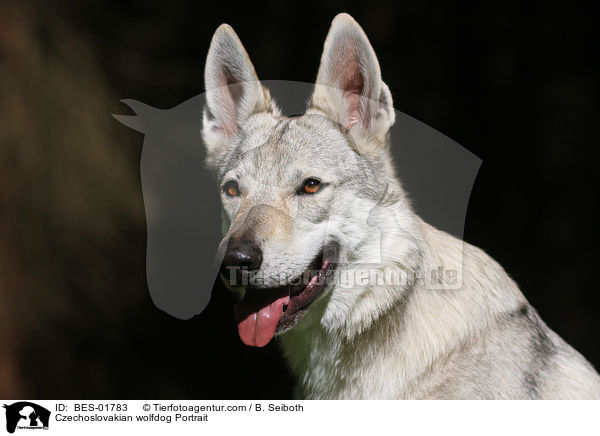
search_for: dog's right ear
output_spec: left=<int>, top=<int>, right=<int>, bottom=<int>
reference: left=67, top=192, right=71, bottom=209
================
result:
left=202, top=24, right=279, bottom=168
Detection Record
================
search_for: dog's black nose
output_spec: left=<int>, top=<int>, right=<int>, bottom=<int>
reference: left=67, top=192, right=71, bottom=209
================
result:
left=220, top=241, right=263, bottom=276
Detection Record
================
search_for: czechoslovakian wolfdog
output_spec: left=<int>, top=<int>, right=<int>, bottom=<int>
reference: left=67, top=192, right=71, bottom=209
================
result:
left=202, top=13, right=600, bottom=399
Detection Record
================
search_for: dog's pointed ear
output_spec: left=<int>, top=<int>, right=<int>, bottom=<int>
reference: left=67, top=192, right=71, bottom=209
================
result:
left=309, top=14, right=394, bottom=144
left=202, top=24, right=279, bottom=167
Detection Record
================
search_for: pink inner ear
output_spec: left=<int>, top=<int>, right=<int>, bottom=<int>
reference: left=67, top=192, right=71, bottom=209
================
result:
left=341, top=58, right=365, bottom=128
left=215, top=67, right=244, bottom=137
left=345, top=94, right=361, bottom=128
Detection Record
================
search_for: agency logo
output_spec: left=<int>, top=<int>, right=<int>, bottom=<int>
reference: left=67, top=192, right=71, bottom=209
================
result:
left=2, top=402, right=50, bottom=433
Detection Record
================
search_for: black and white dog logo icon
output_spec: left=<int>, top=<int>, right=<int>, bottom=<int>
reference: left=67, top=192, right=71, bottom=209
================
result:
left=3, top=402, right=50, bottom=433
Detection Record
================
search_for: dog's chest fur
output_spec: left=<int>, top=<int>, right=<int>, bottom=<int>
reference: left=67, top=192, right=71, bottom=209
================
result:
left=280, top=221, right=600, bottom=400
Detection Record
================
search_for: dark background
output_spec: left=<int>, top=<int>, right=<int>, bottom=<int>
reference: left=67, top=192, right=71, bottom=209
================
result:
left=0, top=0, right=598, bottom=398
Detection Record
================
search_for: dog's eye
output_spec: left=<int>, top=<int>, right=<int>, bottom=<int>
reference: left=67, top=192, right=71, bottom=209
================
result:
left=301, top=178, right=321, bottom=195
left=222, top=180, right=240, bottom=197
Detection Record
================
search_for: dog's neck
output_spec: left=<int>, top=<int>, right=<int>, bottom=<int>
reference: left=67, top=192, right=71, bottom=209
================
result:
left=278, top=202, right=425, bottom=398
left=278, top=215, right=526, bottom=399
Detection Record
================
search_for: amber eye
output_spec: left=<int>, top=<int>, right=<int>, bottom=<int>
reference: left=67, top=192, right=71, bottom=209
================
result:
left=301, top=178, right=321, bottom=195
left=223, top=180, right=240, bottom=197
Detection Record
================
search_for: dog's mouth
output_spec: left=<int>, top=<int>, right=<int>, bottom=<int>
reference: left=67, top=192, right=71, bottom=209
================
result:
left=231, top=241, right=339, bottom=347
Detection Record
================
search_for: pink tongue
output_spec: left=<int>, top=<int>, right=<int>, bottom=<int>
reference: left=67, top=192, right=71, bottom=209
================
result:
left=234, top=292, right=290, bottom=347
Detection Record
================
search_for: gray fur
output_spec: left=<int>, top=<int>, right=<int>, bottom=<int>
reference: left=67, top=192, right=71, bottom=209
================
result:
left=202, top=13, right=600, bottom=399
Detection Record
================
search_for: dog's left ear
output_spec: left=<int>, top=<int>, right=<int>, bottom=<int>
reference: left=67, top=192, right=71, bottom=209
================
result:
left=203, top=24, right=279, bottom=167
left=309, top=13, right=395, bottom=147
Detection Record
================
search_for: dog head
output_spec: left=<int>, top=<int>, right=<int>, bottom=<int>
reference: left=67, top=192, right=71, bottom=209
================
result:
left=203, top=14, right=415, bottom=346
